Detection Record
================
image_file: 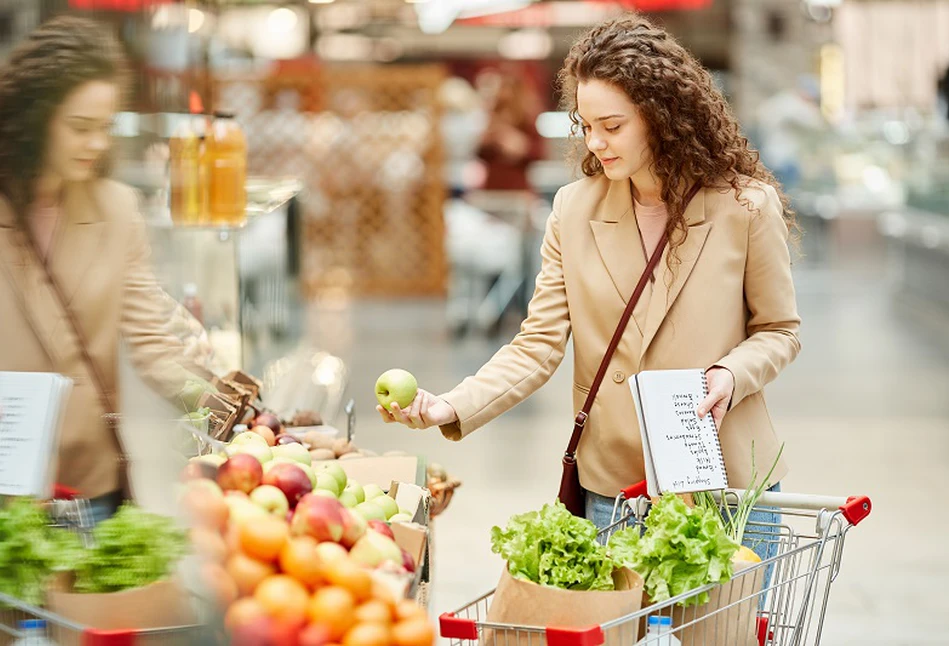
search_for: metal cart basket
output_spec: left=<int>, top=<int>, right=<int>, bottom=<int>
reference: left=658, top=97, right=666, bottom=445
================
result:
left=440, top=483, right=871, bottom=646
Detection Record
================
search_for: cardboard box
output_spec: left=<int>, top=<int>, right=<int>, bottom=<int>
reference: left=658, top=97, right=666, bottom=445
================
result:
left=386, top=482, right=432, bottom=606
left=46, top=577, right=196, bottom=631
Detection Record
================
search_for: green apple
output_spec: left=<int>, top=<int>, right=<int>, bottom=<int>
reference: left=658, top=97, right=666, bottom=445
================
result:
left=374, top=369, right=418, bottom=410
left=315, top=473, right=342, bottom=497
left=319, top=462, right=347, bottom=490
left=354, top=501, right=387, bottom=522
left=389, top=513, right=413, bottom=524
left=373, top=495, right=400, bottom=520
left=344, top=481, right=365, bottom=505
left=311, top=488, right=338, bottom=499
left=230, top=431, right=268, bottom=448
left=250, top=484, right=290, bottom=518
left=338, top=491, right=359, bottom=508
left=230, top=441, right=272, bottom=464
left=271, top=443, right=312, bottom=466
left=363, top=484, right=386, bottom=501
left=191, top=454, right=226, bottom=467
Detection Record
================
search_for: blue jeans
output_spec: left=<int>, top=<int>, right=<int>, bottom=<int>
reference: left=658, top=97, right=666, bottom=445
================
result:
left=87, top=490, right=123, bottom=526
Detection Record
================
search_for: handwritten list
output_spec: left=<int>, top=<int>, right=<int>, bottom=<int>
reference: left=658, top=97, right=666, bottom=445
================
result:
left=631, top=369, right=728, bottom=495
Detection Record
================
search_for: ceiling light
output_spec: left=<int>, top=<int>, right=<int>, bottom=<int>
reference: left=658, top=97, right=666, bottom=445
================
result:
left=268, top=7, right=299, bottom=34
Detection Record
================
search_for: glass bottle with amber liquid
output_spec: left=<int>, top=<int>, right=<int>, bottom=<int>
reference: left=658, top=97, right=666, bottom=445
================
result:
left=205, top=111, right=247, bottom=225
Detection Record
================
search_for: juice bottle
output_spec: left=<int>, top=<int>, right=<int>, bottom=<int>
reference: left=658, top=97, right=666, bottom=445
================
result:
left=206, top=111, right=247, bottom=225
left=168, top=115, right=201, bottom=224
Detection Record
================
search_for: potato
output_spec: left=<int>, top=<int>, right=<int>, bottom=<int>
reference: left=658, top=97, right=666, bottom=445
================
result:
left=338, top=452, right=364, bottom=461
left=309, top=448, right=336, bottom=462
left=332, top=438, right=356, bottom=457
left=305, top=431, right=336, bottom=451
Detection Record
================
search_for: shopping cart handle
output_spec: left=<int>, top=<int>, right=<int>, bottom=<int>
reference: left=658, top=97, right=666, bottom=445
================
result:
left=621, top=480, right=649, bottom=500
left=840, top=495, right=871, bottom=526
left=439, top=613, right=478, bottom=640
left=53, top=484, right=80, bottom=500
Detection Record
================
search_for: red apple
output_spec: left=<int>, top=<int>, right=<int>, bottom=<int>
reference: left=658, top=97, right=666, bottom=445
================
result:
left=180, top=460, right=218, bottom=482
left=366, top=519, right=395, bottom=541
left=275, top=434, right=302, bottom=446
left=261, top=462, right=313, bottom=508
left=217, top=454, right=264, bottom=494
left=340, top=509, right=367, bottom=549
left=254, top=413, right=282, bottom=436
left=290, top=494, right=345, bottom=543
left=401, top=547, right=416, bottom=573
left=250, top=425, right=276, bottom=447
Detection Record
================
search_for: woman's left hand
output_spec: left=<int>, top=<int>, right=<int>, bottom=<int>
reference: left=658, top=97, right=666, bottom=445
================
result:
left=698, top=367, right=735, bottom=429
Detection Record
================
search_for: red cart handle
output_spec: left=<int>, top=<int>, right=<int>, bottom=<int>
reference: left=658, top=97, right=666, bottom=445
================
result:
left=53, top=484, right=81, bottom=500
left=621, top=480, right=649, bottom=501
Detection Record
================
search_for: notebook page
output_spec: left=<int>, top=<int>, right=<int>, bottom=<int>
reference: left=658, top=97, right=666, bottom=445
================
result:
left=0, top=372, right=72, bottom=497
left=636, top=369, right=727, bottom=494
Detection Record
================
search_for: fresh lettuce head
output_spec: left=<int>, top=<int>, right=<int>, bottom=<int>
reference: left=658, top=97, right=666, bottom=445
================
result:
left=608, top=494, right=738, bottom=606
left=490, top=501, right=615, bottom=591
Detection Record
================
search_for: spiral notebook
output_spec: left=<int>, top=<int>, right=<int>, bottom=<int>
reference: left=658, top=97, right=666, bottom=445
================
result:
left=629, top=369, right=728, bottom=497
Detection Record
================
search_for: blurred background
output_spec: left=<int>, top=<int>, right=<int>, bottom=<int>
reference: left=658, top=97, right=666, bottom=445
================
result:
left=3, top=0, right=947, bottom=643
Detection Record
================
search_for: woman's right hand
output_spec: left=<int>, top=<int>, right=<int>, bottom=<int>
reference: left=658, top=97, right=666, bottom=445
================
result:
left=376, top=389, right=458, bottom=430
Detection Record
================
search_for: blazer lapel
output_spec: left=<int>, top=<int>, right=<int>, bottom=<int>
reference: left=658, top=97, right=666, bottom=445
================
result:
left=53, top=184, right=107, bottom=305
left=589, top=179, right=649, bottom=334
left=640, top=187, right=712, bottom=359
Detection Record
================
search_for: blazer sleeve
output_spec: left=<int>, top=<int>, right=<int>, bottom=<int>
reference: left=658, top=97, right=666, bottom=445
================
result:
left=439, top=188, right=572, bottom=440
left=118, top=186, right=212, bottom=398
left=714, top=183, right=801, bottom=409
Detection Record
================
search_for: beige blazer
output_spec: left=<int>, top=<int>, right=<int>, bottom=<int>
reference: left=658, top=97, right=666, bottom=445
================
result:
left=440, top=175, right=800, bottom=496
left=0, top=180, right=202, bottom=499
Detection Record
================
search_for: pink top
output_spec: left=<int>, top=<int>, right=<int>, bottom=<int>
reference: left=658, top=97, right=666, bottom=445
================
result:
left=633, top=196, right=668, bottom=285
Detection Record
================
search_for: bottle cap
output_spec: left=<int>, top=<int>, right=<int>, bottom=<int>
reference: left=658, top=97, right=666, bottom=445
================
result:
left=18, top=619, right=46, bottom=630
left=647, top=616, right=672, bottom=626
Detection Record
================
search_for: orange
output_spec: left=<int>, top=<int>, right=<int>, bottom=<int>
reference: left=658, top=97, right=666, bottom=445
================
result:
left=393, top=600, right=426, bottom=622
left=307, top=586, right=356, bottom=640
left=255, top=575, right=310, bottom=625
left=227, top=551, right=277, bottom=597
left=323, top=560, right=372, bottom=602
left=391, top=618, right=435, bottom=646
left=239, top=515, right=290, bottom=562
left=225, top=597, right=268, bottom=632
left=355, top=600, right=393, bottom=626
left=279, top=535, right=323, bottom=587
left=342, top=623, right=390, bottom=646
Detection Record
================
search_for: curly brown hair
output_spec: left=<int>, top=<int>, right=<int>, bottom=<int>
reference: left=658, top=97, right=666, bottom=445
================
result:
left=558, top=13, right=797, bottom=257
left=0, top=16, right=126, bottom=225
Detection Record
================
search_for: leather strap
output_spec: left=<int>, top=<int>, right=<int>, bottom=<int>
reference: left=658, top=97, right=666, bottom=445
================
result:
left=564, top=182, right=702, bottom=459
left=23, top=228, right=116, bottom=418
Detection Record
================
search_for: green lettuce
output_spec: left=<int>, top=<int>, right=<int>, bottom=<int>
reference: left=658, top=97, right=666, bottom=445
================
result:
left=608, top=494, right=738, bottom=606
left=490, top=501, right=615, bottom=591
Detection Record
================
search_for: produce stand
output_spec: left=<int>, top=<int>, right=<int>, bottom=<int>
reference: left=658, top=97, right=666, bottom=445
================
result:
left=440, top=483, right=871, bottom=646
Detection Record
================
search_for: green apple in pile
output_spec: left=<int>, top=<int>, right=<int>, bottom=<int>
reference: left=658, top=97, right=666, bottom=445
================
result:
left=374, top=369, right=418, bottom=410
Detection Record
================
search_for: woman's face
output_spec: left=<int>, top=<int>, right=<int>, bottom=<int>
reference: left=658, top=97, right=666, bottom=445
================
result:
left=576, top=79, right=653, bottom=182
left=45, top=80, right=118, bottom=184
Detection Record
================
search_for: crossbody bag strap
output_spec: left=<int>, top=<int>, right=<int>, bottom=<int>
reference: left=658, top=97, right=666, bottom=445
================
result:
left=564, top=181, right=703, bottom=459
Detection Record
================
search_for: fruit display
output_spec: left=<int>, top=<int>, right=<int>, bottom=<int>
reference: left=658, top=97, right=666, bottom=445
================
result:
left=179, top=412, right=432, bottom=646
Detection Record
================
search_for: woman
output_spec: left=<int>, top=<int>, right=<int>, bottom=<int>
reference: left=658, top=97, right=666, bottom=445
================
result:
left=0, top=17, right=207, bottom=522
left=380, top=15, right=800, bottom=551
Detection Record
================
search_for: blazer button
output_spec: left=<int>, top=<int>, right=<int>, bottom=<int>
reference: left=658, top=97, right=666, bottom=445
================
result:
left=612, top=370, right=626, bottom=384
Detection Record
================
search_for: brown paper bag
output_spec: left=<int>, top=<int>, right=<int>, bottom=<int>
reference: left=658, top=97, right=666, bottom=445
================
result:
left=641, top=560, right=764, bottom=646
left=46, top=576, right=196, bottom=632
left=485, top=566, right=644, bottom=646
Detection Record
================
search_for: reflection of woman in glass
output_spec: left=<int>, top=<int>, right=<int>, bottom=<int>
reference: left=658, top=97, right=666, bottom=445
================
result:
left=0, top=17, right=207, bottom=522
left=476, top=69, right=545, bottom=192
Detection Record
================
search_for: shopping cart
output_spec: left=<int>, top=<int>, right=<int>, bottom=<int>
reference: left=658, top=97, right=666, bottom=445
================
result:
left=440, top=482, right=871, bottom=646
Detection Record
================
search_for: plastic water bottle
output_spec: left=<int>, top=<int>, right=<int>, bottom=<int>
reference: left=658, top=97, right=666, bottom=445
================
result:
left=11, top=620, right=58, bottom=646
left=635, top=616, right=681, bottom=646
